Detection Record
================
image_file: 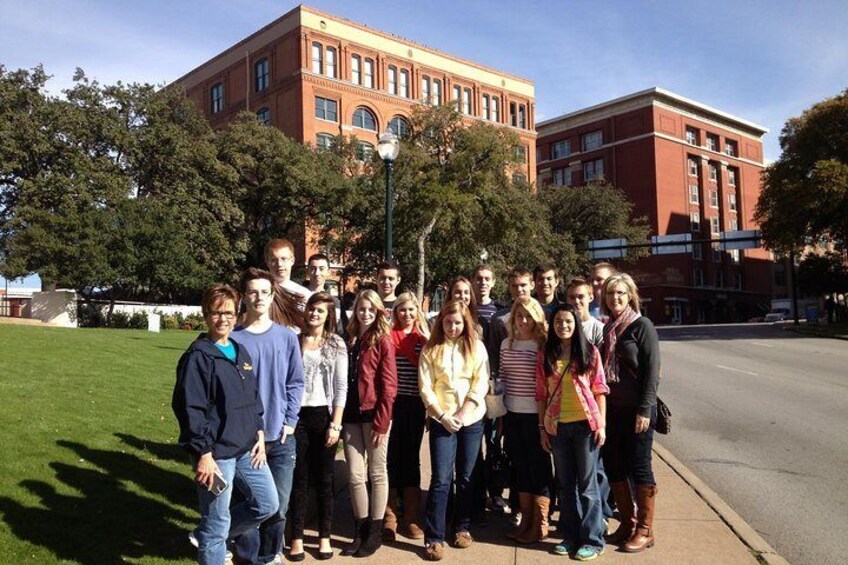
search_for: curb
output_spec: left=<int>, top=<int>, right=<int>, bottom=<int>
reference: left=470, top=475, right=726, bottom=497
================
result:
left=783, top=325, right=848, bottom=341
left=653, top=442, right=790, bottom=565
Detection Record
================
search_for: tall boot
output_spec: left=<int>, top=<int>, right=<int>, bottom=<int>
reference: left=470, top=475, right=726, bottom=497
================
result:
left=341, top=518, right=368, bottom=556
left=401, top=487, right=425, bottom=539
left=516, top=495, right=549, bottom=544
left=506, top=493, right=534, bottom=540
left=354, top=519, right=384, bottom=557
left=606, top=481, right=636, bottom=545
left=383, top=488, right=399, bottom=541
left=623, top=484, right=657, bottom=553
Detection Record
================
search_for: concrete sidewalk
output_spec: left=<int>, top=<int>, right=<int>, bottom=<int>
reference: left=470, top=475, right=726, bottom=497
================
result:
left=293, top=437, right=786, bottom=565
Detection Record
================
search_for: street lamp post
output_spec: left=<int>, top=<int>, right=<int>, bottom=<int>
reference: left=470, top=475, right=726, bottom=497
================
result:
left=377, top=130, right=400, bottom=260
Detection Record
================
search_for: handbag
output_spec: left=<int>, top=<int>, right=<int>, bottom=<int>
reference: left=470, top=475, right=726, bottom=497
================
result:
left=485, top=379, right=507, bottom=419
left=655, top=397, right=672, bottom=435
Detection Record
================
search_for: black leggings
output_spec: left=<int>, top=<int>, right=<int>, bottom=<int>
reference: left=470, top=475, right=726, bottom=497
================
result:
left=503, top=411, right=551, bottom=496
left=387, top=395, right=426, bottom=489
left=602, top=405, right=656, bottom=486
left=290, top=406, right=336, bottom=539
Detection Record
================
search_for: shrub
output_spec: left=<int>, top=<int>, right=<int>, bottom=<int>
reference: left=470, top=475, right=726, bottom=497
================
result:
left=184, top=313, right=207, bottom=332
left=161, top=314, right=181, bottom=331
left=78, top=303, right=105, bottom=328
left=128, top=311, right=148, bottom=330
left=109, top=311, right=130, bottom=329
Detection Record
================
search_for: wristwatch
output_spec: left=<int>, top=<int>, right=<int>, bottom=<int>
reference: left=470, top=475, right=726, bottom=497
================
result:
left=329, top=423, right=343, bottom=432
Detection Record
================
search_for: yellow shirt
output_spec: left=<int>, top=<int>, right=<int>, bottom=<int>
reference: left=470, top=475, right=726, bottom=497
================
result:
left=419, top=339, right=490, bottom=424
left=557, top=360, right=587, bottom=423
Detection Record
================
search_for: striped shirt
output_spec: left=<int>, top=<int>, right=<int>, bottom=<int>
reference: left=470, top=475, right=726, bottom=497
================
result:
left=396, top=342, right=423, bottom=397
left=499, top=338, right=540, bottom=414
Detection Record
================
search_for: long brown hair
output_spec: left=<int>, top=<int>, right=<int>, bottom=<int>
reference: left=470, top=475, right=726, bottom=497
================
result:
left=425, top=299, right=478, bottom=367
left=346, top=289, right=391, bottom=348
left=300, top=292, right=337, bottom=347
left=448, top=276, right=478, bottom=321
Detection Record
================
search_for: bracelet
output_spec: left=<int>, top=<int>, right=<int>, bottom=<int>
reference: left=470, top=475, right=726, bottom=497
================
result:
left=437, top=413, right=446, bottom=422
left=329, top=423, right=342, bottom=432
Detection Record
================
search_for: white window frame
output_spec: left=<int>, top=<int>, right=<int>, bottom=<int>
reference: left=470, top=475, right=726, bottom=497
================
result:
left=583, top=158, right=604, bottom=182
left=432, top=79, right=441, bottom=105
left=363, top=58, right=374, bottom=89
left=399, top=69, right=409, bottom=98
left=421, top=76, right=430, bottom=104
left=311, top=42, right=323, bottom=74
left=688, top=157, right=699, bottom=176
left=728, top=168, right=737, bottom=186
left=325, top=47, right=336, bottom=78
left=706, top=134, right=718, bottom=152
left=710, top=189, right=719, bottom=208
left=689, top=184, right=699, bottom=204
left=387, top=66, right=397, bottom=95
left=709, top=162, right=718, bottom=182
left=351, top=55, right=361, bottom=85
left=491, top=96, right=499, bottom=122
left=462, top=88, right=471, bottom=115
left=518, top=104, right=526, bottom=129
left=685, top=127, right=698, bottom=145
left=552, top=140, right=571, bottom=160
left=481, top=94, right=490, bottom=120
left=691, top=212, right=701, bottom=232
left=581, top=130, right=603, bottom=152
left=729, top=193, right=738, bottom=212
left=710, top=216, right=721, bottom=235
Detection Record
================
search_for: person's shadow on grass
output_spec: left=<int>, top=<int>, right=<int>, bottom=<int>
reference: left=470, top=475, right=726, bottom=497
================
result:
left=0, top=439, right=197, bottom=564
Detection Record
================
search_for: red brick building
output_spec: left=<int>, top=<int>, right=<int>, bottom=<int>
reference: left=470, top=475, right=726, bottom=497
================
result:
left=537, top=88, right=772, bottom=324
left=173, top=5, right=536, bottom=267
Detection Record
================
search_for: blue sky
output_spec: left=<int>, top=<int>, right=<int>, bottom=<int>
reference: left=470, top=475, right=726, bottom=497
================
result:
left=2, top=0, right=847, bottom=287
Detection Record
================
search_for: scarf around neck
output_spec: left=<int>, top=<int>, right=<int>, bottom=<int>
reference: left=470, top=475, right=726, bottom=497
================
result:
left=391, top=327, right=427, bottom=367
left=602, top=305, right=641, bottom=383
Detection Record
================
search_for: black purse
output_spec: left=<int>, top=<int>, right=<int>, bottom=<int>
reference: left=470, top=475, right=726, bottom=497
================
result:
left=655, top=397, right=671, bottom=435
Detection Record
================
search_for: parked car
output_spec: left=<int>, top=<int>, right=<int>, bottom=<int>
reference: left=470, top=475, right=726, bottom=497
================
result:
left=764, top=308, right=791, bottom=322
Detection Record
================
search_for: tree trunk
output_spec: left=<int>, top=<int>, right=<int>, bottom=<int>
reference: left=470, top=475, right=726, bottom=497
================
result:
left=416, top=213, right=440, bottom=303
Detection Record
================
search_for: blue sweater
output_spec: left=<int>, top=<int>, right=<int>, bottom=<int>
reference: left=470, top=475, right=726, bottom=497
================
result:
left=232, top=323, right=305, bottom=442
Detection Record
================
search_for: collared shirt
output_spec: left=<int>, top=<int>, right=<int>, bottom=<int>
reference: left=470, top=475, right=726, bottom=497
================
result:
left=419, top=339, right=490, bottom=424
left=536, top=346, right=608, bottom=435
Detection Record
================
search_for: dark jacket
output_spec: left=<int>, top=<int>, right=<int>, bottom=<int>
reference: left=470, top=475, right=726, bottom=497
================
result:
left=172, top=335, right=264, bottom=460
left=355, top=333, right=398, bottom=434
left=608, top=317, right=660, bottom=418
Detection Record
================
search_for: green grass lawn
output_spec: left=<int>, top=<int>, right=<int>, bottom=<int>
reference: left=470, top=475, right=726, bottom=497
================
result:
left=0, top=325, right=201, bottom=564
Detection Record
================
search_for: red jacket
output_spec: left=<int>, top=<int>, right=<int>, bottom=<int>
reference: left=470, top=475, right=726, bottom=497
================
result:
left=356, top=333, right=398, bottom=434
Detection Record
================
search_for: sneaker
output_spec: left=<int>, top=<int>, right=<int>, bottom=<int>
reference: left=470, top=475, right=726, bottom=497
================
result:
left=552, top=541, right=574, bottom=556
left=188, top=532, right=199, bottom=549
left=266, top=554, right=285, bottom=565
left=489, top=496, right=510, bottom=514
left=453, top=531, right=474, bottom=549
left=509, top=511, right=522, bottom=526
left=224, top=550, right=234, bottom=565
left=425, top=542, right=444, bottom=561
left=574, top=545, right=604, bottom=561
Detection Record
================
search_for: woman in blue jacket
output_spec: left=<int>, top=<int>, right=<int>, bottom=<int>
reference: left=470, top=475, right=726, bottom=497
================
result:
left=172, top=284, right=279, bottom=565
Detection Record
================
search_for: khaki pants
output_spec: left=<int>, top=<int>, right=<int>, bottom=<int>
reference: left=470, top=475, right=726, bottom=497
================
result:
left=342, top=421, right=391, bottom=519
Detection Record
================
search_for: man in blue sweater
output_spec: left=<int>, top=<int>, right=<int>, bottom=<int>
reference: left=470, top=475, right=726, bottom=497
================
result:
left=233, top=268, right=304, bottom=565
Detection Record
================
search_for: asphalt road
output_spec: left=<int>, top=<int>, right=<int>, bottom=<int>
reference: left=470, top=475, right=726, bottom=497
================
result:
left=656, top=323, right=848, bottom=565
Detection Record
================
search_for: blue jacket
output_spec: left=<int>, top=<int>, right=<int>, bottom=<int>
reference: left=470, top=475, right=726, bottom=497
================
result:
left=172, top=335, right=264, bottom=460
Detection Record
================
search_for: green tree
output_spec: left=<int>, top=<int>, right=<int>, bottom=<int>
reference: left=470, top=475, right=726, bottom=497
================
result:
left=796, top=251, right=848, bottom=297
left=756, top=88, right=848, bottom=250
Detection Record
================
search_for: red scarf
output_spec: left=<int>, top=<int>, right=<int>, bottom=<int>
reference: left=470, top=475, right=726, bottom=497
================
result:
left=602, top=305, right=640, bottom=383
left=391, top=328, right=427, bottom=367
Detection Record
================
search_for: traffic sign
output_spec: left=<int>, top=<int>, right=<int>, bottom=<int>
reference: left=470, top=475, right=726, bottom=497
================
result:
left=651, top=233, right=692, bottom=255
left=721, top=230, right=760, bottom=250
left=588, top=238, right=627, bottom=260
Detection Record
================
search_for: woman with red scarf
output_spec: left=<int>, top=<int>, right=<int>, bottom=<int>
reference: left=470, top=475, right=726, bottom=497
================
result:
left=600, top=274, right=660, bottom=553
left=385, top=292, right=431, bottom=540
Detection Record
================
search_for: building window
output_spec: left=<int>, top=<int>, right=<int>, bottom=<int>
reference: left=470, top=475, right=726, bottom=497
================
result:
left=730, top=218, right=739, bottom=231
left=255, top=58, right=269, bottom=92
left=514, top=145, right=527, bottom=163
left=352, top=106, right=377, bottom=131
left=583, top=158, right=604, bottom=182
left=715, top=270, right=724, bottom=288
left=388, top=115, right=410, bottom=139
left=325, top=47, right=336, bottom=78
left=210, top=83, right=223, bottom=114
left=713, top=243, right=722, bottom=262
left=729, top=193, right=737, bottom=212
left=731, top=249, right=741, bottom=264
left=387, top=66, right=397, bottom=95
left=734, top=272, right=742, bottom=289
left=316, top=133, right=334, bottom=150
left=774, top=270, right=787, bottom=287
left=706, top=133, right=719, bottom=152
left=399, top=69, right=409, bottom=98
left=689, top=184, right=699, bottom=204
left=513, top=173, right=527, bottom=184
left=314, top=96, right=338, bottom=122
left=311, top=42, right=323, bottom=74
left=432, top=79, right=442, bottom=105
left=510, top=102, right=518, bottom=127
left=421, top=76, right=430, bottom=104
left=491, top=96, right=499, bottom=122
left=363, top=58, right=374, bottom=88
left=685, top=127, right=698, bottom=145
left=691, top=212, right=701, bottom=232
left=728, top=168, right=737, bottom=186
left=709, top=162, right=718, bottom=181
left=725, top=139, right=738, bottom=157
left=462, top=88, right=471, bottom=115
left=692, top=243, right=702, bottom=260
left=581, top=130, right=603, bottom=151
left=355, top=141, right=374, bottom=161
left=552, top=139, right=571, bottom=160
left=481, top=95, right=490, bottom=120
left=351, top=55, right=361, bottom=85
left=710, top=216, right=721, bottom=235
left=518, top=104, right=527, bottom=129
left=453, top=85, right=461, bottom=103
left=710, top=189, right=719, bottom=208
left=693, top=268, right=704, bottom=287
left=688, top=157, right=699, bottom=176
left=256, top=107, right=270, bottom=125
left=553, top=167, right=572, bottom=186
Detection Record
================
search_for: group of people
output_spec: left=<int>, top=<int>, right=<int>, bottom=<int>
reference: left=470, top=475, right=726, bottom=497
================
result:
left=172, top=238, right=661, bottom=565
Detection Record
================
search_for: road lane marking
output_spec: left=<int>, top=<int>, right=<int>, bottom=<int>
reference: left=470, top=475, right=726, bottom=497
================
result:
left=750, top=342, right=774, bottom=348
left=716, top=364, right=759, bottom=376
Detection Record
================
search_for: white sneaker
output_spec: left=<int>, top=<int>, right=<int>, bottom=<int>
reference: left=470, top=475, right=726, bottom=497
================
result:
left=188, top=531, right=199, bottom=548
left=225, top=551, right=234, bottom=565
left=509, top=511, right=522, bottom=526
left=490, top=496, right=510, bottom=514
left=266, top=553, right=285, bottom=565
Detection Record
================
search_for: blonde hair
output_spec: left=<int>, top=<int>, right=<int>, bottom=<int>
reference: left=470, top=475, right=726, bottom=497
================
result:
left=391, top=292, right=430, bottom=337
left=424, top=299, right=478, bottom=370
left=507, top=296, right=548, bottom=348
left=346, top=289, right=391, bottom=348
left=601, top=273, right=641, bottom=315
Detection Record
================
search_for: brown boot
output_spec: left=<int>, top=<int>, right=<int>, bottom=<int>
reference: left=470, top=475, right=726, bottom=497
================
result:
left=606, top=481, right=636, bottom=545
left=506, top=492, right=534, bottom=540
left=383, top=488, right=399, bottom=541
left=623, top=484, right=657, bottom=553
left=516, top=495, right=549, bottom=544
left=401, top=487, right=425, bottom=539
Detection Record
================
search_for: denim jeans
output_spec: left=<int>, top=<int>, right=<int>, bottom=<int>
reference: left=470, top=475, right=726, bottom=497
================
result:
left=551, top=421, right=605, bottom=550
left=424, top=419, right=484, bottom=544
left=234, top=436, right=297, bottom=564
left=603, top=405, right=656, bottom=485
left=194, top=450, right=279, bottom=565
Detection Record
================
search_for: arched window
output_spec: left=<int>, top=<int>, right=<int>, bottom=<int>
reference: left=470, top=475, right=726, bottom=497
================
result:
left=255, top=58, right=269, bottom=92
left=399, top=69, right=409, bottom=98
left=325, top=47, right=337, bottom=78
left=352, top=106, right=377, bottom=131
left=356, top=141, right=374, bottom=161
left=388, top=66, right=398, bottom=95
left=211, top=83, right=223, bottom=113
left=351, top=55, right=362, bottom=85
left=316, top=133, right=334, bottom=150
left=388, top=115, right=410, bottom=139
left=256, top=107, right=271, bottom=126
left=311, top=42, right=323, bottom=74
